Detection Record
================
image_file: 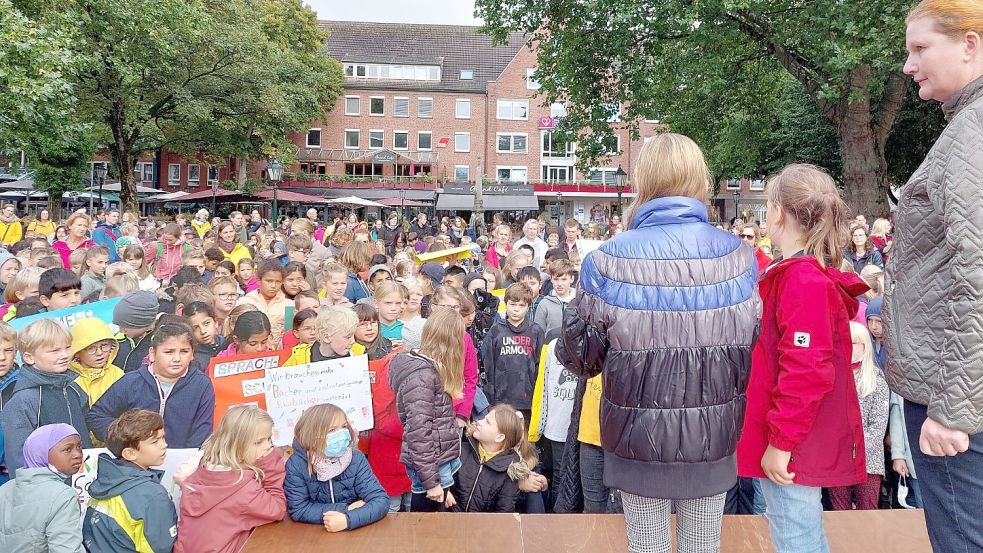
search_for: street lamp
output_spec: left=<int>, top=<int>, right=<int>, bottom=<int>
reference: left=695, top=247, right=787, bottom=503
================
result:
left=94, top=164, right=107, bottom=209
left=733, top=189, right=741, bottom=221
left=614, top=165, right=627, bottom=215
left=268, top=159, right=283, bottom=224
left=556, top=190, right=563, bottom=227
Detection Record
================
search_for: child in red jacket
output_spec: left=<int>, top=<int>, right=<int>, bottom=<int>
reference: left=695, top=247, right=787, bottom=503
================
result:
left=736, top=164, right=868, bottom=553
left=175, top=405, right=286, bottom=553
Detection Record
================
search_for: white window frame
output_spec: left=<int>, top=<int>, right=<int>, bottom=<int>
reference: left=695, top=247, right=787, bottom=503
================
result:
left=369, top=96, right=385, bottom=116
left=604, top=135, right=621, bottom=155
left=541, top=131, right=575, bottom=159
left=526, top=68, right=541, bottom=90
left=749, top=178, right=765, bottom=191
left=306, top=128, right=321, bottom=148
left=455, top=99, right=471, bottom=119
left=454, top=165, right=470, bottom=182
left=497, top=99, right=529, bottom=121
left=344, top=95, right=360, bottom=116
left=496, top=166, right=529, bottom=184
left=167, top=163, right=181, bottom=186
left=187, top=164, right=201, bottom=187
left=135, top=162, right=154, bottom=183
left=588, top=168, right=618, bottom=184
left=393, top=130, right=409, bottom=151
left=496, top=132, right=529, bottom=154
left=344, top=128, right=360, bottom=149
left=418, top=97, right=433, bottom=118
left=454, top=132, right=470, bottom=153
left=369, top=129, right=384, bottom=149
left=541, top=165, right=575, bottom=183
left=393, top=96, right=409, bottom=117
left=417, top=131, right=433, bottom=151
left=207, top=165, right=219, bottom=184
left=460, top=69, right=474, bottom=80
left=644, top=117, right=660, bottom=124
left=550, top=102, right=567, bottom=117
left=726, top=179, right=742, bottom=190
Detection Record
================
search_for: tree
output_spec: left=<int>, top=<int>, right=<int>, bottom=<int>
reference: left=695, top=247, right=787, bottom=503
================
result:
left=477, top=0, right=923, bottom=216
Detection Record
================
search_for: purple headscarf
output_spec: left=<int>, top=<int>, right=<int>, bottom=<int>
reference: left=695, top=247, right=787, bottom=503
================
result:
left=22, top=424, right=80, bottom=469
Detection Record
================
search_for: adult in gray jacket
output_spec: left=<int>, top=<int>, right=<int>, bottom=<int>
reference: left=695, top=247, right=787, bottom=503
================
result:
left=884, top=3, right=983, bottom=552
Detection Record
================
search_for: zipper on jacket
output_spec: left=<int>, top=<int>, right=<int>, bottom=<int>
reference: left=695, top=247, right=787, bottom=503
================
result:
left=64, top=387, right=73, bottom=427
left=465, top=464, right=484, bottom=512
left=330, top=479, right=336, bottom=503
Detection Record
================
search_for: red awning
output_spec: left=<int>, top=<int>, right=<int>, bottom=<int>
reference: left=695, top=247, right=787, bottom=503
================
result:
left=167, top=188, right=245, bottom=202
left=377, top=197, right=431, bottom=207
left=255, top=189, right=331, bottom=204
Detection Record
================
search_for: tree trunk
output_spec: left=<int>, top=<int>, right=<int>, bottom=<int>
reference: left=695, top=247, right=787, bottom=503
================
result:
left=237, top=157, right=249, bottom=185
left=48, top=192, right=63, bottom=222
left=114, top=148, right=139, bottom=216
left=838, top=119, right=890, bottom=218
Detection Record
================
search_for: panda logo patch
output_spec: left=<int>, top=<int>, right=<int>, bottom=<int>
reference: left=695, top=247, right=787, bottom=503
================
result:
left=793, top=332, right=811, bottom=348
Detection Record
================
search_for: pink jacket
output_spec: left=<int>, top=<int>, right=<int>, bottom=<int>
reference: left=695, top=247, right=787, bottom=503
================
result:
left=452, top=333, right=479, bottom=419
left=53, top=239, right=95, bottom=269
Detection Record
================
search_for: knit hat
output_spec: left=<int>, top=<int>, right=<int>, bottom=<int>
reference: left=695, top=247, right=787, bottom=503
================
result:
left=420, top=263, right=445, bottom=288
left=463, top=273, right=487, bottom=291
left=866, top=296, right=883, bottom=320
left=22, top=423, right=79, bottom=469
left=113, top=290, right=159, bottom=329
left=402, top=317, right=425, bottom=351
left=368, top=264, right=392, bottom=282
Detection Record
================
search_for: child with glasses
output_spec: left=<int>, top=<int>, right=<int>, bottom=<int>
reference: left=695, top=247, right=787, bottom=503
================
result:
left=69, top=318, right=124, bottom=412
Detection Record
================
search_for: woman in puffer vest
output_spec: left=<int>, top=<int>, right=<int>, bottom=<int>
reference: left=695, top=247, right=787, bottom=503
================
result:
left=558, top=133, right=760, bottom=553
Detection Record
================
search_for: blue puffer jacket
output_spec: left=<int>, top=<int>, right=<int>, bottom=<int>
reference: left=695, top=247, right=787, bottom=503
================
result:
left=284, top=441, right=389, bottom=530
left=344, top=272, right=370, bottom=304
left=558, top=196, right=761, bottom=500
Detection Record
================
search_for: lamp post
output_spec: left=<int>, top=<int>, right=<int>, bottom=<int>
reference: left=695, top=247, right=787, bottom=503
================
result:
left=267, top=159, right=283, bottom=224
left=95, top=164, right=107, bottom=209
left=733, top=189, right=741, bottom=221
left=556, top=190, right=563, bottom=227
left=211, top=167, right=218, bottom=215
left=614, top=165, right=627, bottom=215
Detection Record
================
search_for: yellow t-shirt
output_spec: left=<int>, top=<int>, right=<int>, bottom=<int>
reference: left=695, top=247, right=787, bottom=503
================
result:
left=577, top=375, right=603, bottom=446
left=478, top=444, right=503, bottom=464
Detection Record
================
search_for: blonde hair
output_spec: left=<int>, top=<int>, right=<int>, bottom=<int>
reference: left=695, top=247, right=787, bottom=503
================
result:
left=68, top=248, right=88, bottom=272
left=501, top=249, right=531, bottom=281
left=850, top=322, right=879, bottom=398
left=18, top=318, right=71, bottom=355
left=487, top=404, right=538, bottom=470
left=223, top=304, right=259, bottom=336
left=0, top=320, right=17, bottom=345
left=626, top=133, right=711, bottom=225
left=65, top=212, right=91, bottom=231
left=105, top=261, right=137, bottom=280
left=4, top=266, right=43, bottom=303
left=766, top=164, right=847, bottom=268
left=907, top=0, right=983, bottom=39
left=316, top=305, right=358, bottom=339
left=201, top=405, right=273, bottom=483
left=860, top=265, right=885, bottom=299
left=420, top=308, right=465, bottom=399
left=339, top=241, right=372, bottom=273
left=870, top=218, right=892, bottom=239
left=373, top=280, right=406, bottom=302
left=293, top=403, right=355, bottom=474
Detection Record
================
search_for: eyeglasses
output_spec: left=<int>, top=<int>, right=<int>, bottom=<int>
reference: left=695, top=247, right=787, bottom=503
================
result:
left=216, top=293, right=238, bottom=300
left=740, top=234, right=756, bottom=241
left=84, top=342, right=114, bottom=356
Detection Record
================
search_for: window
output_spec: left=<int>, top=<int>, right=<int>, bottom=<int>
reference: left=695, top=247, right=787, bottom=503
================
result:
left=454, top=165, right=470, bottom=182
left=345, top=63, right=440, bottom=81
left=542, top=131, right=574, bottom=158
left=168, top=164, right=181, bottom=186
left=460, top=69, right=474, bottom=80
left=497, top=133, right=528, bottom=154
left=188, top=164, right=200, bottom=187
left=542, top=165, right=574, bottom=183
left=455, top=99, right=471, bottom=119
left=601, top=135, right=621, bottom=155
left=588, top=168, right=618, bottom=184
left=418, top=97, right=433, bottom=118
left=345, top=96, right=360, bottom=115
left=369, top=130, right=384, bottom=149
left=550, top=102, right=567, bottom=117
left=497, top=99, right=529, bottom=120
left=526, top=68, right=541, bottom=90
left=208, top=166, right=219, bottom=184
left=306, top=128, right=321, bottom=148
left=750, top=178, right=765, bottom=191
left=300, top=162, right=327, bottom=175
left=726, top=179, right=742, bottom=190
left=134, top=162, right=154, bottom=183
left=369, top=97, right=385, bottom=116
left=418, top=131, right=432, bottom=151
left=344, top=129, right=360, bottom=149
left=394, top=97, right=409, bottom=117
left=454, top=132, right=470, bottom=153
left=496, top=167, right=528, bottom=183
left=393, top=131, right=408, bottom=150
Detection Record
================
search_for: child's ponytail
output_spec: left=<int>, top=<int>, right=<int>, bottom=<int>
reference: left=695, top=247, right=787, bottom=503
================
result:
left=767, top=163, right=848, bottom=268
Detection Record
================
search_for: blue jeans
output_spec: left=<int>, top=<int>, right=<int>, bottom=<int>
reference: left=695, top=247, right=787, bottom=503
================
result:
left=758, top=479, right=830, bottom=553
left=751, top=478, right=767, bottom=515
left=406, top=457, right=462, bottom=494
left=905, top=401, right=983, bottom=553
left=580, top=443, right=609, bottom=514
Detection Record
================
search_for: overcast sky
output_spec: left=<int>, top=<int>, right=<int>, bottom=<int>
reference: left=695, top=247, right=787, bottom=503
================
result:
left=306, top=0, right=482, bottom=25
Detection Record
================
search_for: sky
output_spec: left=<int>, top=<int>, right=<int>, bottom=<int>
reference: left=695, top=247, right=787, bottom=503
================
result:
left=305, top=0, right=482, bottom=26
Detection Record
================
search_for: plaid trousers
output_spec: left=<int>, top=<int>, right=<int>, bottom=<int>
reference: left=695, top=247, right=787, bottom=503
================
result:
left=621, top=491, right=727, bottom=553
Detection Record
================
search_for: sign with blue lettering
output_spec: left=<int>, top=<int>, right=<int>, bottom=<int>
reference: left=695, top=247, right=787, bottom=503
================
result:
left=9, top=297, right=123, bottom=332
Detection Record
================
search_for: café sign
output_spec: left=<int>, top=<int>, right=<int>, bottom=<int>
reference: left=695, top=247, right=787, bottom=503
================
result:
left=443, top=183, right=534, bottom=196
left=373, top=150, right=397, bottom=164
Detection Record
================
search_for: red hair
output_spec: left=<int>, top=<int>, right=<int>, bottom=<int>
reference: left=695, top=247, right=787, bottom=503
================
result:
left=908, top=0, right=983, bottom=38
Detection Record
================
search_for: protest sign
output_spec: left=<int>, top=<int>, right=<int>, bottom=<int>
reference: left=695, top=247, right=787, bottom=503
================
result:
left=8, top=297, right=122, bottom=332
left=206, top=349, right=292, bottom=427
left=575, top=239, right=604, bottom=258
left=414, top=244, right=474, bottom=266
left=73, top=448, right=199, bottom=517
left=265, top=355, right=374, bottom=446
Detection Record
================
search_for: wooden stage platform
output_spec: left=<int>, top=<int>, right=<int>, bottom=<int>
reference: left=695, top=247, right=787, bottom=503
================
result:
left=241, top=509, right=931, bottom=552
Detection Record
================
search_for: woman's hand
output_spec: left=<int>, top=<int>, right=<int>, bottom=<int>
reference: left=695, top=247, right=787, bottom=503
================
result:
left=920, top=417, right=969, bottom=456
left=892, top=459, right=910, bottom=477
left=761, top=444, right=795, bottom=485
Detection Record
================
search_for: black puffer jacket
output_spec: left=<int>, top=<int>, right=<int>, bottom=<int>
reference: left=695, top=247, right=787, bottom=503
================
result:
left=448, top=435, right=527, bottom=513
left=558, top=196, right=760, bottom=500
left=388, top=351, right=461, bottom=490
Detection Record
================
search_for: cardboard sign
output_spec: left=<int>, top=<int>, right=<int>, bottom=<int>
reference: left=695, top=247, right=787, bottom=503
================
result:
left=265, top=355, right=374, bottom=446
left=206, top=349, right=292, bottom=427
left=575, top=239, right=604, bottom=258
left=9, top=297, right=123, bottom=332
left=73, top=448, right=199, bottom=517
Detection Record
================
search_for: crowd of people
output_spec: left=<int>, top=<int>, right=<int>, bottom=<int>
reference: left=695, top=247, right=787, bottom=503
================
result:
left=0, top=1, right=980, bottom=553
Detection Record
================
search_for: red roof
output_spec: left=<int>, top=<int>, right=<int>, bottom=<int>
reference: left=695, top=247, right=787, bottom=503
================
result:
left=255, top=189, right=331, bottom=204
left=169, top=188, right=243, bottom=202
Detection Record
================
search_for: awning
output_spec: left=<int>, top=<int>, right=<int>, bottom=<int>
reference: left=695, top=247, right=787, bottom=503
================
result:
left=435, top=194, right=540, bottom=211
left=286, top=187, right=436, bottom=201
left=255, top=189, right=331, bottom=204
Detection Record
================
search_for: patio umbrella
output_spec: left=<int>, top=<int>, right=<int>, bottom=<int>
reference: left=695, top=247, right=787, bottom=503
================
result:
left=377, top=197, right=430, bottom=207
left=323, top=196, right=386, bottom=209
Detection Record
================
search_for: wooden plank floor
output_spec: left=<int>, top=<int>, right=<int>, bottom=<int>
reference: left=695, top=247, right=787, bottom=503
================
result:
left=241, top=510, right=931, bottom=553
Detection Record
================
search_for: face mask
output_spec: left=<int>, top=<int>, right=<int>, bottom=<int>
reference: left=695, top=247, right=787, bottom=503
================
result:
left=323, top=429, right=351, bottom=458
left=897, top=476, right=913, bottom=509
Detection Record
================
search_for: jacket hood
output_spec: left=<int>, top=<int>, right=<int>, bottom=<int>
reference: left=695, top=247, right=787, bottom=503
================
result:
left=388, top=351, right=436, bottom=393
left=14, top=466, right=71, bottom=486
left=0, top=366, right=19, bottom=392
left=495, top=314, right=534, bottom=334
left=180, top=464, right=257, bottom=516
left=13, top=364, right=79, bottom=393
left=87, top=454, right=163, bottom=499
left=629, top=196, right=707, bottom=230
left=765, top=256, right=869, bottom=318
left=71, top=318, right=119, bottom=356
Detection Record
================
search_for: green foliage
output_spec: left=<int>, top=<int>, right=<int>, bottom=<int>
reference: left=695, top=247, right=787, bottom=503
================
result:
left=220, top=177, right=263, bottom=195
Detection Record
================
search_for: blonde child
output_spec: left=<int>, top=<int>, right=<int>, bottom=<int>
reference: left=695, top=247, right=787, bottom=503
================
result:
left=0, top=266, right=43, bottom=321
left=374, top=281, right=406, bottom=343
left=284, top=403, right=388, bottom=531
left=122, top=244, right=160, bottom=291
left=69, top=318, right=124, bottom=408
left=0, top=321, right=19, bottom=483
left=446, top=404, right=536, bottom=512
left=737, top=164, right=868, bottom=552
left=68, top=248, right=87, bottom=277
left=0, top=253, right=22, bottom=298
left=238, top=258, right=258, bottom=293
left=388, top=308, right=464, bottom=512
left=284, top=305, right=363, bottom=366
left=828, top=323, right=889, bottom=510
left=319, top=261, right=352, bottom=307
left=80, top=245, right=110, bottom=299
left=175, top=406, right=287, bottom=552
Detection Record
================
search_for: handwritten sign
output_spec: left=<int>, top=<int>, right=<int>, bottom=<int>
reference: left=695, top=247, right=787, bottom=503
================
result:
left=265, top=355, right=374, bottom=446
left=207, top=349, right=292, bottom=427
left=72, top=448, right=199, bottom=517
left=9, top=297, right=122, bottom=332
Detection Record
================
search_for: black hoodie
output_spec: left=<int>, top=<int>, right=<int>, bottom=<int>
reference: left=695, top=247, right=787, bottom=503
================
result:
left=191, top=335, right=227, bottom=373
left=481, top=316, right=545, bottom=410
left=449, top=435, right=526, bottom=513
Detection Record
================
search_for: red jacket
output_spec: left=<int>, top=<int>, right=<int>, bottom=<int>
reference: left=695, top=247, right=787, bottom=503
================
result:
left=754, top=247, right=773, bottom=279
left=737, top=256, right=868, bottom=487
left=175, top=448, right=287, bottom=553
left=360, top=352, right=412, bottom=496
